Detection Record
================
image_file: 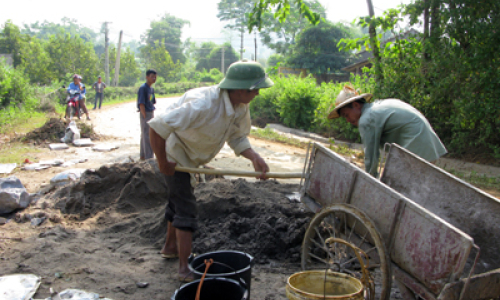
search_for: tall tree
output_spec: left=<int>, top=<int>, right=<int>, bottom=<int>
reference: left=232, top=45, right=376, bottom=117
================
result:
left=142, top=14, right=189, bottom=64
left=257, top=0, right=326, bottom=55
left=287, top=21, right=352, bottom=73
left=0, top=21, right=27, bottom=67
left=22, top=18, right=98, bottom=43
left=217, top=0, right=256, bottom=59
left=44, top=32, right=99, bottom=82
left=141, top=41, right=179, bottom=82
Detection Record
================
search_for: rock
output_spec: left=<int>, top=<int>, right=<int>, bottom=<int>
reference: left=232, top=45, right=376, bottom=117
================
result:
left=50, top=169, right=87, bottom=184
left=73, top=138, right=94, bottom=147
left=31, top=217, right=46, bottom=226
left=0, top=217, right=7, bottom=225
left=0, top=177, right=32, bottom=214
left=136, top=282, right=149, bottom=288
left=49, top=143, right=69, bottom=150
left=0, top=163, right=17, bottom=174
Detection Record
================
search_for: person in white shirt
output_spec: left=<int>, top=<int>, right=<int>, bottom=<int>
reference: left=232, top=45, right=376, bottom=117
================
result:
left=148, top=60, right=274, bottom=282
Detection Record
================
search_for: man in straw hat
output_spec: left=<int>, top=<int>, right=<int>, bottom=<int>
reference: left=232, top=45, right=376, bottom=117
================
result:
left=148, top=60, right=273, bottom=282
left=328, top=86, right=447, bottom=177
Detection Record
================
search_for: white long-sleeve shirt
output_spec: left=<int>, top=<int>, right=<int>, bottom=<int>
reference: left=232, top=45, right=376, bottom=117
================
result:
left=148, top=85, right=252, bottom=169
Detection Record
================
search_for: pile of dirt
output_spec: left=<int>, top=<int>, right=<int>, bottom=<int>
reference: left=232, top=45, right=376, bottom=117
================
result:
left=22, top=118, right=99, bottom=145
left=41, top=160, right=312, bottom=263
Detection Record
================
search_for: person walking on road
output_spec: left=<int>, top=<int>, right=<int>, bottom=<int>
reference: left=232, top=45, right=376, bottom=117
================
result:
left=137, top=69, right=157, bottom=160
left=328, top=85, right=447, bottom=177
left=148, top=60, right=273, bottom=282
left=92, top=76, right=106, bottom=110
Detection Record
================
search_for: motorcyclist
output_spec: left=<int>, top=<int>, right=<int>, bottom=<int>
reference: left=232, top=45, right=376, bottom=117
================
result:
left=67, top=74, right=91, bottom=120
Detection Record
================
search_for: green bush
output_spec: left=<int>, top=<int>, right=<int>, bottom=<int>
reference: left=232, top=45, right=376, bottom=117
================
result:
left=274, top=75, right=322, bottom=130
left=0, top=61, right=42, bottom=129
left=249, top=75, right=282, bottom=124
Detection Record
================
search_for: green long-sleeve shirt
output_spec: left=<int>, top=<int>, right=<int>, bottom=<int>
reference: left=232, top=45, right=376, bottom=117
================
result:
left=359, top=99, right=447, bottom=177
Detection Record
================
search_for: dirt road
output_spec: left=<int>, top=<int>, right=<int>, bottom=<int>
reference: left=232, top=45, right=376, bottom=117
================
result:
left=0, top=98, right=326, bottom=300
left=7, top=97, right=309, bottom=194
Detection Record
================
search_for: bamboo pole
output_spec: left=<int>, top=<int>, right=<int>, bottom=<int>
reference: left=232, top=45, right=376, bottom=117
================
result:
left=174, top=166, right=303, bottom=179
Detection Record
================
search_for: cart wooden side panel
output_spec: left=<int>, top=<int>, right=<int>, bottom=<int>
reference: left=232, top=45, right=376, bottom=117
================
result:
left=380, top=144, right=500, bottom=273
left=302, top=143, right=474, bottom=298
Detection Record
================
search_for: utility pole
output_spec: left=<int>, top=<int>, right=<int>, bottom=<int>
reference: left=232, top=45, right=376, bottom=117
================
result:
left=113, top=30, right=123, bottom=87
left=240, top=26, right=244, bottom=59
left=221, top=47, right=225, bottom=74
left=254, top=32, right=257, bottom=62
left=103, top=22, right=111, bottom=86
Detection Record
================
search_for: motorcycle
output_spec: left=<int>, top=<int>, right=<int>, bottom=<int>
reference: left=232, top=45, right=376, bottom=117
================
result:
left=62, top=85, right=84, bottom=119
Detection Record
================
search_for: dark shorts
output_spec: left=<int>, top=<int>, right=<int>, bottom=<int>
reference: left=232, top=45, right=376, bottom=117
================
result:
left=164, top=172, right=197, bottom=232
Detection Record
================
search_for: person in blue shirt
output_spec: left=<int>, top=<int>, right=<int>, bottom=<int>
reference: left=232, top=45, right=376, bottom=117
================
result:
left=67, top=74, right=90, bottom=120
left=137, top=69, right=157, bottom=160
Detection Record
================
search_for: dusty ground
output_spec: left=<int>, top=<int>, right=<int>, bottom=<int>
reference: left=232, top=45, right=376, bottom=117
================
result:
left=0, top=98, right=316, bottom=300
left=1, top=97, right=498, bottom=299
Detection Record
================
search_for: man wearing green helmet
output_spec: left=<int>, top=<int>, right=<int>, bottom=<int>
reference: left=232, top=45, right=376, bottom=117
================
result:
left=148, top=60, right=274, bottom=282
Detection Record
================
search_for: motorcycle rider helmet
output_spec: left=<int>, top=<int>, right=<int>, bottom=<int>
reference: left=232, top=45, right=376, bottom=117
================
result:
left=219, top=60, right=273, bottom=90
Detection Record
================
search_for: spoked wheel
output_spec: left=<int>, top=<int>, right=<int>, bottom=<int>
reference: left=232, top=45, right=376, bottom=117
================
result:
left=301, top=204, right=391, bottom=300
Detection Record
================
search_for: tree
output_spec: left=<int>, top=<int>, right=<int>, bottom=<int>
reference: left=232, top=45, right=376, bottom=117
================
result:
left=196, top=43, right=239, bottom=72
left=142, top=14, right=189, bottom=64
left=257, top=0, right=326, bottom=55
left=193, top=41, right=219, bottom=71
left=0, top=21, right=27, bottom=67
left=287, top=21, right=352, bottom=74
left=248, top=0, right=383, bottom=82
left=118, top=48, right=141, bottom=86
left=141, top=41, right=179, bottom=82
left=22, top=18, right=98, bottom=43
left=44, top=32, right=99, bottom=83
left=19, top=37, right=53, bottom=85
left=217, top=0, right=256, bottom=59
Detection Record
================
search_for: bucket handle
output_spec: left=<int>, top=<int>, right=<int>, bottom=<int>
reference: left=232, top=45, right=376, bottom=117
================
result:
left=187, top=260, right=248, bottom=290
left=195, top=259, right=214, bottom=300
left=324, top=237, right=375, bottom=300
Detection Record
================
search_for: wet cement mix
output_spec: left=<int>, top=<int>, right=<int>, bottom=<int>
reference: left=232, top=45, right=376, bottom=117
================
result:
left=1, top=160, right=313, bottom=299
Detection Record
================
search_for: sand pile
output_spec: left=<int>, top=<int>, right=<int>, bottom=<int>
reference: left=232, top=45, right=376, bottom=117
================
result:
left=23, top=118, right=98, bottom=145
left=43, top=160, right=312, bottom=263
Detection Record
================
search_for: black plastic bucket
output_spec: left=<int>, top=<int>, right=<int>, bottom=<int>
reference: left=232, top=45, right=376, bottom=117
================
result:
left=188, top=250, right=254, bottom=299
left=171, top=277, right=248, bottom=300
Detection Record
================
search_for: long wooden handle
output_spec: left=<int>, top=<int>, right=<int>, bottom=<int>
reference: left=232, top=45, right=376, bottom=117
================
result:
left=174, top=166, right=303, bottom=179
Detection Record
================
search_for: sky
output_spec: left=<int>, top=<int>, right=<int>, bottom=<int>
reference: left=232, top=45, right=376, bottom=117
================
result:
left=2, top=0, right=413, bottom=57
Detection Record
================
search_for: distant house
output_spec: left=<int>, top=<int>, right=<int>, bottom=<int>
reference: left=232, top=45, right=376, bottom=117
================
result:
left=342, top=29, right=420, bottom=76
left=0, top=54, right=14, bottom=66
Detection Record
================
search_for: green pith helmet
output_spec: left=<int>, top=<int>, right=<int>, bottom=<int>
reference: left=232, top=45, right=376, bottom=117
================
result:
left=219, top=60, right=274, bottom=90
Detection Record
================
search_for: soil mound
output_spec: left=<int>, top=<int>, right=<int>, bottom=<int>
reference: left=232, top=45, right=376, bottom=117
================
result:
left=43, top=160, right=312, bottom=263
left=23, top=118, right=98, bottom=145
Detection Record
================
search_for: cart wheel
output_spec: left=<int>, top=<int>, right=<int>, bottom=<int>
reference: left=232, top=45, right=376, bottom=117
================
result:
left=301, top=203, right=391, bottom=300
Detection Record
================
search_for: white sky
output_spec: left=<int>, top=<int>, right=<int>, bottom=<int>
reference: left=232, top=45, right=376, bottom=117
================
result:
left=2, top=0, right=413, bottom=54
left=0, top=0, right=410, bottom=42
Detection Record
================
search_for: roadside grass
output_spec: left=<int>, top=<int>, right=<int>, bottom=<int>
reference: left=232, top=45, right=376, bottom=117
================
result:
left=0, top=142, right=45, bottom=165
left=446, top=169, right=500, bottom=191
left=0, top=114, right=48, bottom=135
left=250, top=127, right=362, bottom=158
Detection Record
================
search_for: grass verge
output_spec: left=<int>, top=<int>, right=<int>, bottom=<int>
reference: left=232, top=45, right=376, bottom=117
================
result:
left=446, top=169, right=500, bottom=191
left=250, top=127, right=363, bottom=158
left=0, top=142, right=45, bottom=165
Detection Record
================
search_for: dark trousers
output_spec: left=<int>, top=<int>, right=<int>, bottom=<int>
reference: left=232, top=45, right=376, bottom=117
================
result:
left=140, top=111, right=154, bottom=159
left=164, top=172, right=197, bottom=232
left=94, top=92, right=103, bottom=109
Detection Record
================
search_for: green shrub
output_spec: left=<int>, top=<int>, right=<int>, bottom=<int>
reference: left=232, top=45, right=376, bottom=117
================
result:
left=274, top=75, right=321, bottom=130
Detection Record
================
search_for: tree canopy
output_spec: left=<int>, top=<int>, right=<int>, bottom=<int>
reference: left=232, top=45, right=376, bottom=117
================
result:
left=142, top=14, right=189, bottom=64
left=257, top=0, right=325, bottom=55
left=287, top=21, right=352, bottom=73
